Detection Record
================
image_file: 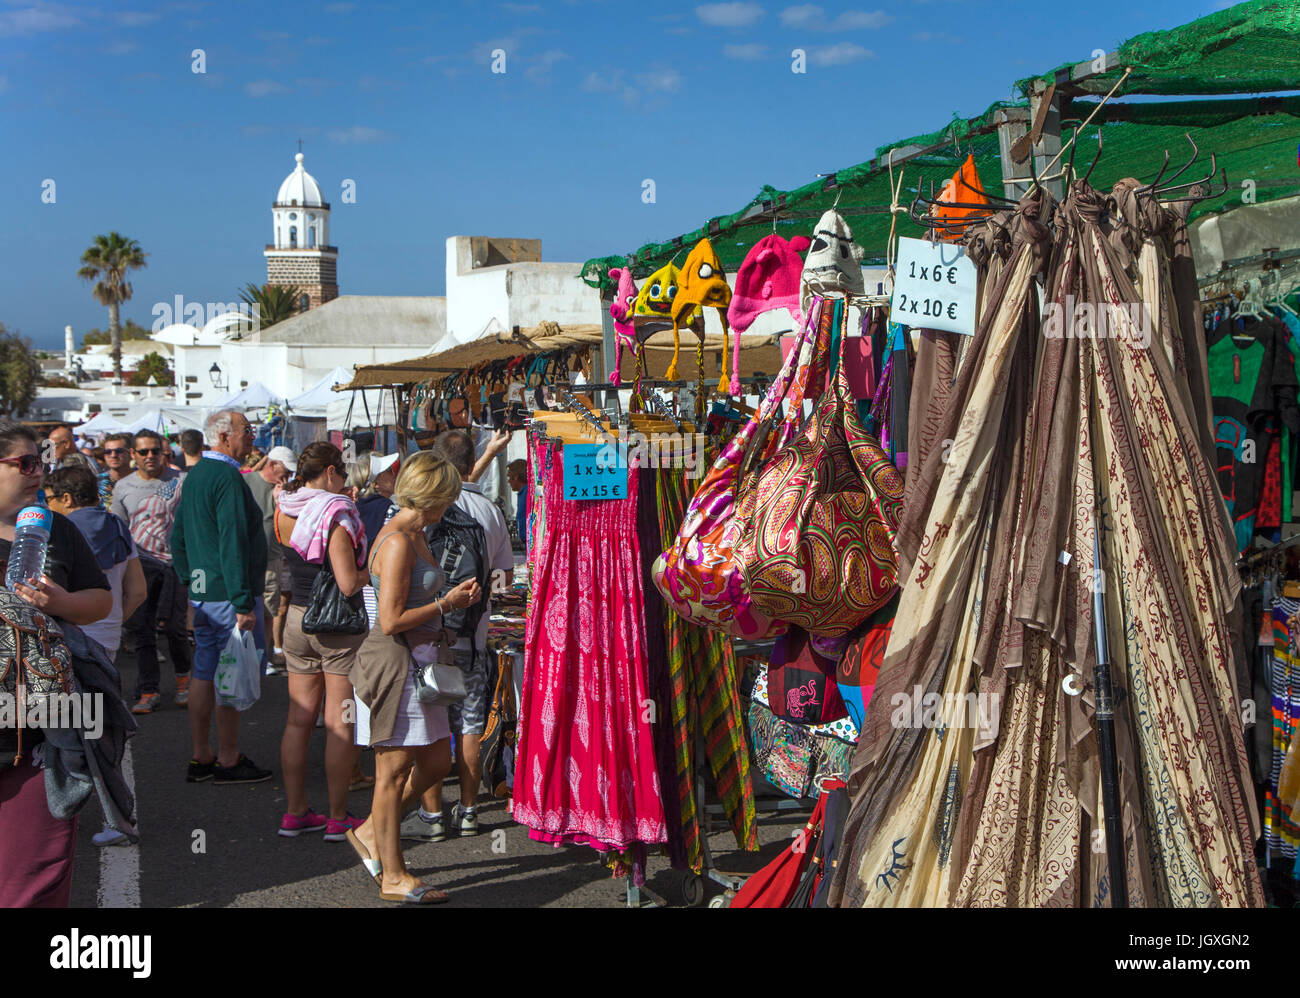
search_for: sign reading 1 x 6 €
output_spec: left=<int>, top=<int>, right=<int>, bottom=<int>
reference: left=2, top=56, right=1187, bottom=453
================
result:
left=890, top=236, right=978, bottom=336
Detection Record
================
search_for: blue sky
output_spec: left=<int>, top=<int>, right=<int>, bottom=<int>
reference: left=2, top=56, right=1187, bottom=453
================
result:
left=0, top=0, right=1236, bottom=349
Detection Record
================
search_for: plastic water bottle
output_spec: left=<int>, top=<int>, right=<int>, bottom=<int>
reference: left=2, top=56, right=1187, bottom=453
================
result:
left=6, top=506, right=52, bottom=591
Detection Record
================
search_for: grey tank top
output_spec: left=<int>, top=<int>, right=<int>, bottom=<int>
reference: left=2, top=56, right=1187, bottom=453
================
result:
left=369, top=530, right=444, bottom=609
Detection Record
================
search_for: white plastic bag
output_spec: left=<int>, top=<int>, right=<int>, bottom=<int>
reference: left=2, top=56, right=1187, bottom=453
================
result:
left=214, top=629, right=261, bottom=711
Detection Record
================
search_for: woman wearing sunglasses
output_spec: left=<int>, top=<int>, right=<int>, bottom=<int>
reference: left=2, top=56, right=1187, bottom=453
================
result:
left=0, top=422, right=113, bottom=907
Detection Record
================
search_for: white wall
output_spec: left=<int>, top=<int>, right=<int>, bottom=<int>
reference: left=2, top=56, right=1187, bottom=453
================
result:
left=444, top=236, right=600, bottom=346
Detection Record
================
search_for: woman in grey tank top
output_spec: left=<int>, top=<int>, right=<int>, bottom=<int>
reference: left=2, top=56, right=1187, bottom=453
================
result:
left=347, top=453, right=481, bottom=904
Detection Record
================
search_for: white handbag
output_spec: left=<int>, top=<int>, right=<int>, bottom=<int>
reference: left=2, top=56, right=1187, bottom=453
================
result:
left=407, top=631, right=467, bottom=706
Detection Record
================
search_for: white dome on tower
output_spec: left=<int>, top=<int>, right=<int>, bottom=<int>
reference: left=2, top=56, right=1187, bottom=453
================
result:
left=276, top=152, right=324, bottom=206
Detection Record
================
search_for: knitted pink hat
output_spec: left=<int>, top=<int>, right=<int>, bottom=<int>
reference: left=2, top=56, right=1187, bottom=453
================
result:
left=726, top=234, right=810, bottom=392
left=607, top=267, right=638, bottom=386
left=728, top=234, right=810, bottom=334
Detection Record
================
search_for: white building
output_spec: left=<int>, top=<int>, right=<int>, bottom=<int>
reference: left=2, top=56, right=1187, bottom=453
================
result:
left=78, top=150, right=601, bottom=413
left=266, top=151, right=338, bottom=310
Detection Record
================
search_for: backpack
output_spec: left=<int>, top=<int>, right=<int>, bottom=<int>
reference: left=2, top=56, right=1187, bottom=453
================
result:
left=0, top=589, right=73, bottom=765
left=423, top=504, right=491, bottom=660
left=479, top=651, right=516, bottom=798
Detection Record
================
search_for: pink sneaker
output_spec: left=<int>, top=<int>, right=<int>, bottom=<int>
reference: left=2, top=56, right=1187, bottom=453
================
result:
left=324, top=814, right=365, bottom=842
left=279, top=810, right=328, bottom=837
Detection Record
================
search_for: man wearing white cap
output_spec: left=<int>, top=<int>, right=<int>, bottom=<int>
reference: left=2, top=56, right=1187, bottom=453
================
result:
left=246, top=445, right=297, bottom=672
left=355, top=452, right=400, bottom=544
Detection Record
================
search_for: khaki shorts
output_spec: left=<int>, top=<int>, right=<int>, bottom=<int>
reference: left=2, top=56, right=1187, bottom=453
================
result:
left=283, top=604, right=366, bottom=677
left=263, top=566, right=282, bottom=607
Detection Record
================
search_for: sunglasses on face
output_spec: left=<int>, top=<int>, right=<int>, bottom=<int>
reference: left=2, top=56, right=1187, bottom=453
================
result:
left=134, top=447, right=162, bottom=456
left=0, top=455, right=42, bottom=476
left=104, top=448, right=128, bottom=456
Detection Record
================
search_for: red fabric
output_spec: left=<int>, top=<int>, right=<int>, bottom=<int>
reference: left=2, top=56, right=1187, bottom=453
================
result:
left=730, top=793, right=827, bottom=908
left=1257, top=434, right=1282, bottom=530
left=0, top=756, right=76, bottom=907
left=515, top=447, right=667, bottom=850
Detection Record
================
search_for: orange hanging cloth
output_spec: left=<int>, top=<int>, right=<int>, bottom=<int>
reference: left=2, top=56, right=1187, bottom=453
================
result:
left=933, top=153, right=989, bottom=241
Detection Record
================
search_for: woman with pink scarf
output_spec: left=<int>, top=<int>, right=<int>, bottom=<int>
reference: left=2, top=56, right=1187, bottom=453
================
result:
left=273, top=442, right=369, bottom=841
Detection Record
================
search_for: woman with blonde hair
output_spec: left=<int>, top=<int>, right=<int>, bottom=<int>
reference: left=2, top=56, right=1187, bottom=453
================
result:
left=346, top=451, right=480, bottom=904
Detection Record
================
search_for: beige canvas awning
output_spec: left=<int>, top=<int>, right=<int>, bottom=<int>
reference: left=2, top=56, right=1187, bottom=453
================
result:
left=334, top=321, right=785, bottom=390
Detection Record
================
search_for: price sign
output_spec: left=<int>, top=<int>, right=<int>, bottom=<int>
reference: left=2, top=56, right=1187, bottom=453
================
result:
left=563, top=443, right=627, bottom=501
left=890, top=236, right=978, bottom=335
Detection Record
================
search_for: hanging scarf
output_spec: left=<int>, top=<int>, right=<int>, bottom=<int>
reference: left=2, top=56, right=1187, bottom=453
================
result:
left=275, top=487, right=367, bottom=567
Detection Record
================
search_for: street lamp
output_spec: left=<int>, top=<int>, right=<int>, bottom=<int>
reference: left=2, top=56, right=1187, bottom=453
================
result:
left=209, top=363, right=228, bottom=392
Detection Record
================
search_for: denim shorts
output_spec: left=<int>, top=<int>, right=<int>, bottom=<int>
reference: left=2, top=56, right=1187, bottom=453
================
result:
left=191, top=598, right=264, bottom=681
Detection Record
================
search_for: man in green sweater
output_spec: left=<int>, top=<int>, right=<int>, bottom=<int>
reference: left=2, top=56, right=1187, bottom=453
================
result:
left=170, top=409, right=272, bottom=785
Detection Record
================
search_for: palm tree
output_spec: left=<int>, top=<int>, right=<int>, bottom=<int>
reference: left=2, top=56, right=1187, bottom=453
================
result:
left=239, top=282, right=303, bottom=330
left=78, top=232, right=147, bottom=384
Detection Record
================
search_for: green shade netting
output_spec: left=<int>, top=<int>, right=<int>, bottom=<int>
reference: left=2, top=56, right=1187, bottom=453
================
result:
left=582, top=0, right=1300, bottom=292
left=1018, top=0, right=1300, bottom=97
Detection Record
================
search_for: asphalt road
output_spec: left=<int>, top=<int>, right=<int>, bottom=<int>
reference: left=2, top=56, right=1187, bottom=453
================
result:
left=69, top=644, right=806, bottom=908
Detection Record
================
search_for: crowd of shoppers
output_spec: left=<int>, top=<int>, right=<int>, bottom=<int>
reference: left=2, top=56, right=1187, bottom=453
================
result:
left=0, top=411, right=522, bottom=906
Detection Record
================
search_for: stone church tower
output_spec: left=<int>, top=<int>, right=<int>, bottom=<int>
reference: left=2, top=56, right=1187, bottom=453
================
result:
left=265, top=151, right=338, bottom=310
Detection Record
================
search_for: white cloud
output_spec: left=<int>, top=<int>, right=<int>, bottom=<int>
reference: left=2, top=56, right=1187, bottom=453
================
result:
left=835, top=9, right=890, bottom=28
left=327, top=125, right=391, bottom=144
left=911, top=30, right=958, bottom=42
left=103, top=40, right=139, bottom=55
left=111, top=10, right=162, bottom=27
left=582, top=71, right=620, bottom=93
left=525, top=49, right=570, bottom=81
left=780, top=5, right=890, bottom=30
left=723, top=42, right=767, bottom=60
left=808, top=42, right=873, bottom=66
left=256, top=30, right=291, bottom=41
left=637, top=67, right=683, bottom=92
left=244, top=79, right=289, bottom=97
left=695, top=2, right=763, bottom=27
left=0, top=3, right=83, bottom=36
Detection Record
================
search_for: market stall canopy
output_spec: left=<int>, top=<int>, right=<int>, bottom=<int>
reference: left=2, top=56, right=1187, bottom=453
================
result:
left=216, top=381, right=286, bottom=411
left=75, top=405, right=205, bottom=436
left=333, top=322, right=604, bottom=389
left=581, top=0, right=1300, bottom=289
left=289, top=367, right=354, bottom=417
left=326, top=388, right=401, bottom=432
left=334, top=321, right=786, bottom=390
left=76, top=411, right=129, bottom=434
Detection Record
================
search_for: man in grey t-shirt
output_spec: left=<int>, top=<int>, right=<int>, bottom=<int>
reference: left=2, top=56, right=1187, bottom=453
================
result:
left=112, top=429, right=190, bottom=712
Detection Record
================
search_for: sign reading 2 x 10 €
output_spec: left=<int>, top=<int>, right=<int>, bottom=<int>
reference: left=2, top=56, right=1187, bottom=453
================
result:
left=890, top=236, right=978, bottom=336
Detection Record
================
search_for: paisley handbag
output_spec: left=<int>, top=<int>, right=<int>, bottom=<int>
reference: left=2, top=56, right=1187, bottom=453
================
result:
left=0, top=589, right=73, bottom=764
left=738, top=299, right=903, bottom=637
left=652, top=297, right=832, bottom=641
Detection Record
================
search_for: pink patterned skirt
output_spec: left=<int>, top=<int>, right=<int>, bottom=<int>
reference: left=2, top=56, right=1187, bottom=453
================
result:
left=515, top=444, right=667, bottom=850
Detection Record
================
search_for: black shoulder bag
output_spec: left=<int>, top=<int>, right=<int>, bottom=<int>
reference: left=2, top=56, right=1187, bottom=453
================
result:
left=301, top=556, right=368, bottom=635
